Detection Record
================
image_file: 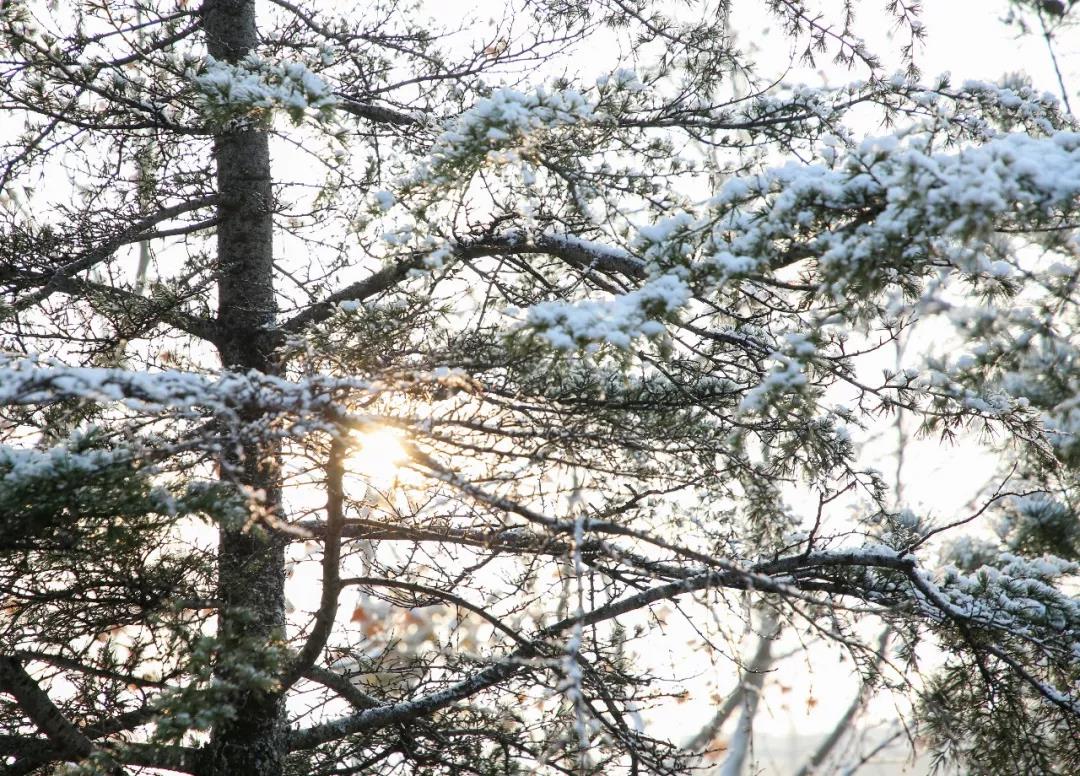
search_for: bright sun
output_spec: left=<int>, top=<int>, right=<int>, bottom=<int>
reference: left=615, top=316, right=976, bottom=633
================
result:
left=348, top=428, right=409, bottom=487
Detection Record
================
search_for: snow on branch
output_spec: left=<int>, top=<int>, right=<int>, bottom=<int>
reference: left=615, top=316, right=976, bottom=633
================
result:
left=191, top=54, right=337, bottom=125
left=398, top=84, right=594, bottom=191
left=514, top=130, right=1080, bottom=354
left=522, top=272, right=690, bottom=350
left=0, top=357, right=366, bottom=427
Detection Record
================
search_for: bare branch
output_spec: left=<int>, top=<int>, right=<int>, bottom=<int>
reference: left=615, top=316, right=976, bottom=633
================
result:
left=281, top=437, right=347, bottom=689
left=0, top=655, right=94, bottom=760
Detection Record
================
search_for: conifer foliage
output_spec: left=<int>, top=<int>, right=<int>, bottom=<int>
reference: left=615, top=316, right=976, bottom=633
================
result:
left=1, top=1, right=1079, bottom=774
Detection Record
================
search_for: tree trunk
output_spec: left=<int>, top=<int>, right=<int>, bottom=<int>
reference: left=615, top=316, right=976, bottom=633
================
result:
left=201, top=1, right=286, bottom=774
left=718, top=610, right=779, bottom=776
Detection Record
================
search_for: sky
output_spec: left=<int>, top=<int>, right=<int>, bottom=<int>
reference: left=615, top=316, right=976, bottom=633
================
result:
left=729, top=0, right=1074, bottom=93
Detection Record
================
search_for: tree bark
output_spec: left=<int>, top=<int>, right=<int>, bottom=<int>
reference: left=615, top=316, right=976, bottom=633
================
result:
left=201, top=1, right=286, bottom=774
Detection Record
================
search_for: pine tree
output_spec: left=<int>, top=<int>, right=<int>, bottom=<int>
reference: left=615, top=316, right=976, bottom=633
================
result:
left=1, top=1, right=1079, bottom=774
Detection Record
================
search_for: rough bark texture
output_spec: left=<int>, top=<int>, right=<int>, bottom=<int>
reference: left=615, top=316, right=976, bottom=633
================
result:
left=201, top=1, right=287, bottom=774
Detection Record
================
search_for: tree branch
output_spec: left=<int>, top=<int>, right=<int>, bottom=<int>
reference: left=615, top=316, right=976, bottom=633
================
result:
left=11, top=649, right=166, bottom=690
left=0, top=655, right=94, bottom=760
left=339, top=576, right=530, bottom=648
left=717, top=609, right=780, bottom=776
left=279, top=231, right=645, bottom=333
left=684, top=612, right=781, bottom=753
left=281, top=438, right=346, bottom=690
left=302, top=665, right=381, bottom=710
left=287, top=550, right=910, bottom=751
left=794, top=628, right=892, bottom=776
left=295, top=517, right=572, bottom=555
left=49, top=275, right=221, bottom=345
left=337, top=98, right=421, bottom=126
left=9, top=195, right=218, bottom=313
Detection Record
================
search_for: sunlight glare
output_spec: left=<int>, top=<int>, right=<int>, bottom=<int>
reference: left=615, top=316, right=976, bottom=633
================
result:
left=348, top=428, right=409, bottom=486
